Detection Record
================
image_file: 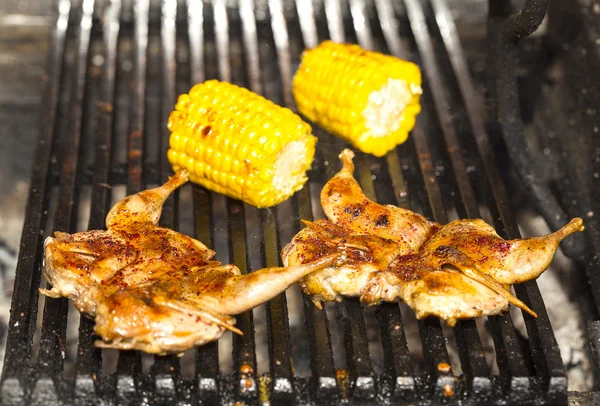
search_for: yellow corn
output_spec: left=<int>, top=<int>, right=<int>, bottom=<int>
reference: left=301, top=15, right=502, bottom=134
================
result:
left=167, top=80, right=316, bottom=208
left=293, top=41, right=422, bottom=157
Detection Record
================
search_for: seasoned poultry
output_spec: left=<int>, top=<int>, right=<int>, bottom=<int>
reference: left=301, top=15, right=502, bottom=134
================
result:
left=282, top=149, right=584, bottom=326
left=41, top=171, right=338, bottom=354
left=320, top=149, right=439, bottom=253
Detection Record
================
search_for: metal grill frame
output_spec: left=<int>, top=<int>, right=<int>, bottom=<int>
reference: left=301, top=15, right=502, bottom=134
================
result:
left=1, top=0, right=570, bottom=404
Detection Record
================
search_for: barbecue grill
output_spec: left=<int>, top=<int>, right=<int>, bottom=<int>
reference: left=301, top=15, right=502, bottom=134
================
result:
left=2, top=0, right=599, bottom=404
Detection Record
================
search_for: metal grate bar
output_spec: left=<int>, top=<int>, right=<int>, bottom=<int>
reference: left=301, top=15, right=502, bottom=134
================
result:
left=187, top=0, right=205, bottom=85
left=402, top=0, right=496, bottom=396
left=238, top=0, right=283, bottom=400
left=324, top=0, right=344, bottom=43
left=115, top=0, right=150, bottom=402
left=321, top=141, right=376, bottom=401
left=245, top=0, right=296, bottom=400
left=152, top=354, right=181, bottom=405
left=187, top=1, right=221, bottom=403
left=213, top=0, right=230, bottom=84
left=404, top=0, right=533, bottom=398
left=229, top=200, right=258, bottom=400
left=115, top=349, right=142, bottom=404
left=2, top=0, right=71, bottom=386
left=373, top=0, right=403, bottom=61
left=404, top=0, right=536, bottom=399
left=295, top=0, right=318, bottom=49
left=211, top=1, right=259, bottom=400
left=240, top=0, right=260, bottom=94
left=192, top=184, right=220, bottom=404
left=366, top=45, right=419, bottom=402
left=376, top=303, right=416, bottom=399
left=516, top=282, right=567, bottom=401
left=487, top=314, right=533, bottom=400
left=347, top=1, right=474, bottom=400
left=276, top=0, right=338, bottom=401
left=396, top=123, right=455, bottom=396
left=428, top=0, right=508, bottom=218
left=425, top=0, right=567, bottom=401
left=418, top=319, right=455, bottom=398
left=451, top=320, right=492, bottom=394
left=262, top=207, right=295, bottom=400
left=157, top=0, right=177, bottom=235
left=151, top=0, right=181, bottom=402
left=126, top=0, right=148, bottom=195
left=320, top=147, right=376, bottom=397
left=348, top=0, right=374, bottom=51
left=192, top=187, right=220, bottom=405
left=375, top=150, right=416, bottom=400
left=338, top=300, right=376, bottom=399
left=269, top=0, right=294, bottom=109
left=207, top=0, right=229, bottom=265
left=402, top=0, right=478, bottom=215
left=393, top=122, right=454, bottom=397
left=320, top=2, right=376, bottom=399
left=35, top=2, right=95, bottom=402
left=348, top=5, right=415, bottom=400
left=0, top=0, right=71, bottom=402
left=296, top=194, right=338, bottom=401
left=370, top=0, right=454, bottom=396
left=74, top=0, right=122, bottom=402
left=159, top=0, right=178, bottom=199
left=396, top=134, right=457, bottom=399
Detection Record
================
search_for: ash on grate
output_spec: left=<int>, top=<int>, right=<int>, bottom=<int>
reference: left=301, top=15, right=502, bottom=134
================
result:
left=0, top=181, right=29, bottom=374
left=515, top=211, right=593, bottom=391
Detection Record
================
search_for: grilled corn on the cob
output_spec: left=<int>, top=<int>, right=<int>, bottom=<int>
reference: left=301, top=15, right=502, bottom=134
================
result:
left=167, top=80, right=316, bottom=208
left=293, top=41, right=422, bottom=157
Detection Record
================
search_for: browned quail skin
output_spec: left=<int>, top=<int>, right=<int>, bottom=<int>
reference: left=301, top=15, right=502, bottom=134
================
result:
left=320, top=149, right=440, bottom=253
left=41, top=171, right=339, bottom=354
left=282, top=149, right=585, bottom=326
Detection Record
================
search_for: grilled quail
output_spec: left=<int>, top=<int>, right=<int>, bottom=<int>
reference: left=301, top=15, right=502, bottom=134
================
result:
left=42, top=171, right=338, bottom=354
left=282, top=149, right=584, bottom=326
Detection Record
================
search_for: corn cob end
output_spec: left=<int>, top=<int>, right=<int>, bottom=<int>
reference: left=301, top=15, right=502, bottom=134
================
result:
left=359, top=78, right=422, bottom=156
left=269, top=135, right=316, bottom=202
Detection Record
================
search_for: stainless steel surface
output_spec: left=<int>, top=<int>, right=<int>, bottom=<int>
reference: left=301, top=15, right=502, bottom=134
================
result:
left=0, top=0, right=597, bottom=402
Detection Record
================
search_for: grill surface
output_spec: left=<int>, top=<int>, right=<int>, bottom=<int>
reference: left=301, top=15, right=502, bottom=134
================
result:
left=1, top=0, right=572, bottom=404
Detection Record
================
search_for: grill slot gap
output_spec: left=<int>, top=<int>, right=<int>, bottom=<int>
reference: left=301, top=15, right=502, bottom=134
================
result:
left=186, top=1, right=222, bottom=403
left=34, top=2, right=95, bottom=404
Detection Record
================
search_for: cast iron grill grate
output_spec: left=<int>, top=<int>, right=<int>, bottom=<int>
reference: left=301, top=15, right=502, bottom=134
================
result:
left=1, top=0, right=569, bottom=404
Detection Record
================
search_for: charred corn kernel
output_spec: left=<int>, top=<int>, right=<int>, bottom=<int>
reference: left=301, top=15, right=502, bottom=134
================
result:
left=167, top=80, right=316, bottom=208
left=293, top=41, right=422, bottom=157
